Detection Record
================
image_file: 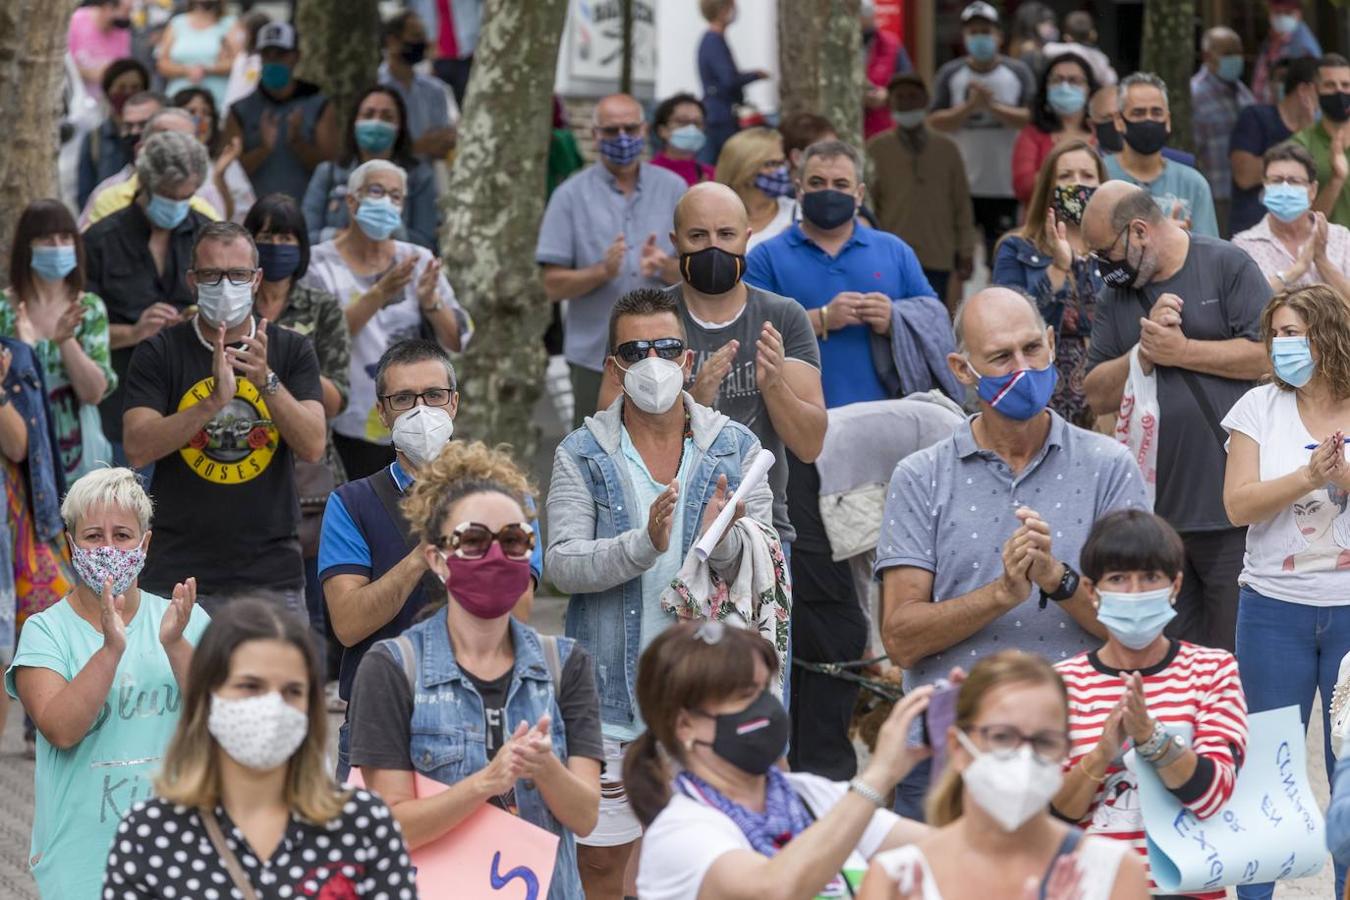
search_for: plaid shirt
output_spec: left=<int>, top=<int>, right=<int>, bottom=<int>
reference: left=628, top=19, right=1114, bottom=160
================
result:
left=1190, top=67, right=1255, bottom=201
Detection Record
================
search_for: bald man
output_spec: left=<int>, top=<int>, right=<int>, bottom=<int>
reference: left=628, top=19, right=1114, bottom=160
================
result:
left=1081, top=181, right=1270, bottom=651
left=876, top=285, right=1147, bottom=818
left=1191, top=26, right=1255, bottom=235
left=537, top=92, right=688, bottom=426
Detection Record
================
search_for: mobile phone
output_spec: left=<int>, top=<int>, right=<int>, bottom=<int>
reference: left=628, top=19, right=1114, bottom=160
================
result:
left=924, top=682, right=961, bottom=776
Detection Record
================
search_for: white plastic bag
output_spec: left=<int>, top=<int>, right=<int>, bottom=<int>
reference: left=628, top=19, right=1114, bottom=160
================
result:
left=1115, top=345, right=1159, bottom=506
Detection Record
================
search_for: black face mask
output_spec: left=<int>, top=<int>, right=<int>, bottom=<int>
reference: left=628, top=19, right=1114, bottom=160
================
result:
left=1093, top=120, right=1124, bottom=154
left=1320, top=91, right=1350, bottom=124
left=1122, top=119, right=1169, bottom=156
left=695, top=689, right=789, bottom=775
left=111, top=16, right=132, bottom=29
left=1097, top=225, right=1140, bottom=289
left=401, top=41, right=428, bottom=66
left=680, top=246, right=745, bottom=295
left=800, top=189, right=857, bottom=230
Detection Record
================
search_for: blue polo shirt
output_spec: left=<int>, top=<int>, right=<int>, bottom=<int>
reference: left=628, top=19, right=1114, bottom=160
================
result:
left=745, top=222, right=934, bottom=408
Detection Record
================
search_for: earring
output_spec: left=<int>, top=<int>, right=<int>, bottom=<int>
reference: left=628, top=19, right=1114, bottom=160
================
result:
left=684, top=737, right=695, bottom=752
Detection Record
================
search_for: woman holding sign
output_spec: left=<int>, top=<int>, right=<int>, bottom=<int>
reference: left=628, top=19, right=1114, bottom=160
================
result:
left=1051, top=510, right=1248, bottom=900
left=349, top=441, right=604, bottom=900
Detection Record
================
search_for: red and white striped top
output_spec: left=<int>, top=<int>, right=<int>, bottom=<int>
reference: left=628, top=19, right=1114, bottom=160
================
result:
left=1055, top=641, right=1248, bottom=899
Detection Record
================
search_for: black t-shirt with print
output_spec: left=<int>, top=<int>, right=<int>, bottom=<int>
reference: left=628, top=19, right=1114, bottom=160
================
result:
left=123, top=317, right=323, bottom=594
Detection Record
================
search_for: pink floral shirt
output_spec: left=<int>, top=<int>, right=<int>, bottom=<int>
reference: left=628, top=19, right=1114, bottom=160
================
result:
left=1232, top=214, right=1350, bottom=287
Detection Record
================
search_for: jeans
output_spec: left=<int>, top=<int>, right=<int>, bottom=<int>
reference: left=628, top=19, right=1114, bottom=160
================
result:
left=1234, top=585, right=1350, bottom=899
left=892, top=756, right=932, bottom=822
left=1169, top=526, right=1246, bottom=652
left=336, top=719, right=351, bottom=782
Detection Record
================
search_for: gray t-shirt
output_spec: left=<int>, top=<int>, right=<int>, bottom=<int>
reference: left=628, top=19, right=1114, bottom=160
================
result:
left=930, top=55, right=1034, bottom=198
left=1086, top=234, right=1271, bottom=531
left=671, top=284, right=821, bottom=543
left=874, top=412, right=1149, bottom=690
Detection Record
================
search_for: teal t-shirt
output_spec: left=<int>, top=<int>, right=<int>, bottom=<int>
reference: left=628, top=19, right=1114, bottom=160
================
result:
left=1103, top=152, right=1220, bottom=237
left=4, top=592, right=210, bottom=900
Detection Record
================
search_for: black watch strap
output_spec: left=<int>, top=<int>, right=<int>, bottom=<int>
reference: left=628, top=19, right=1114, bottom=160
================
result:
left=1038, top=565, right=1080, bottom=608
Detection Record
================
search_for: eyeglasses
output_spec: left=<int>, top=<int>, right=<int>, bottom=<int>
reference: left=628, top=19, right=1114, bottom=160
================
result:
left=439, top=521, right=535, bottom=560
left=966, top=724, right=1069, bottom=764
left=192, top=267, right=257, bottom=286
left=1087, top=222, right=1131, bottom=266
left=379, top=388, right=455, bottom=411
left=614, top=338, right=685, bottom=365
left=1265, top=175, right=1311, bottom=187
left=596, top=123, right=643, bottom=138
left=361, top=183, right=405, bottom=205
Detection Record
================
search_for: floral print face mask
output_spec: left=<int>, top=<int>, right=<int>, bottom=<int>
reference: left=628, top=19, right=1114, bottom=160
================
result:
left=1051, top=183, right=1096, bottom=226
left=71, top=538, right=147, bottom=595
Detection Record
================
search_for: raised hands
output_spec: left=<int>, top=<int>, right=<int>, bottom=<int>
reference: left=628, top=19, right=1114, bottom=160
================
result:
left=160, top=576, right=197, bottom=648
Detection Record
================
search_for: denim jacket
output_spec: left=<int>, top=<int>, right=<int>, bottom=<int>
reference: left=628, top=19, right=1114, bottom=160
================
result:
left=991, top=235, right=1100, bottom=337
left=545, top=394, right=774, bottom=730
left=377, top=614, right=583, bottom=900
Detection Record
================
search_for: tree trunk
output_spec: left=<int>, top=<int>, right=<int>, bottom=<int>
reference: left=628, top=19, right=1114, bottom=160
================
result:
left=0, top=0, right=79, bottom=286
left=295, top=0, right=382, bottom=138
left=778, top=0, right=863, bottom=149
left=619, top=0, right=634, bottom=95
left=440, top=0, right=569, bottom=458
left=1140, top=0, right=1197, bottom=154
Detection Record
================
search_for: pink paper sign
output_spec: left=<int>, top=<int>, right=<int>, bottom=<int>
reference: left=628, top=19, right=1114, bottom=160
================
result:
left=349, top=768, right=560, bottom=899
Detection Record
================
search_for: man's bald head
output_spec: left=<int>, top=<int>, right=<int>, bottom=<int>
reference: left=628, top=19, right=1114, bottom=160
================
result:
left=594, top=93, right=643, bottom=126
left=952, top=287, right=1047, bottom=355
left=1081, top=180, right=1159, bottom=248
left=671, top=181, right=752, bottom=258
left=1202, top=26, right=1242, bottom=57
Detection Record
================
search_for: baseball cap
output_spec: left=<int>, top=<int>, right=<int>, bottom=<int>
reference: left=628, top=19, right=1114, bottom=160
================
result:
left=887, top=72, right=927, bottom=93
left=257, top=22, right=298, bottom=52
left=961, top=1, right=1000, bottom=24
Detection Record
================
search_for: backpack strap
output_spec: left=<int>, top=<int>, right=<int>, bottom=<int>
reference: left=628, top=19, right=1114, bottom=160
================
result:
left=539, top=633, right=563, bottom=696
left=1037, top=827, right=1084, bottom=900
left=384, top=634, right=419, bottom=693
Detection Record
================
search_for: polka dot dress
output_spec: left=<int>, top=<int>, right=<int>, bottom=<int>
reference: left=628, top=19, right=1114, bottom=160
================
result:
left=101, top=788, right=415, bottom=899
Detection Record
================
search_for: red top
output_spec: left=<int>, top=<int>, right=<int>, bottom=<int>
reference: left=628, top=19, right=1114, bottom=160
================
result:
left=864, top=30, right=902, bottom=140
left=1012, top=125, right=1098, bottom=206
left=650, top=154, right=712, bottom=187
left=436, top=0, right=458, bottom=59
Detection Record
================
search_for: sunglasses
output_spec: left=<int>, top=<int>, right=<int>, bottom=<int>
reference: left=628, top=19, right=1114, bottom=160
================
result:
left=614, top=338, right=685, bottom=365
left=439, top=522, right=535, bottom=560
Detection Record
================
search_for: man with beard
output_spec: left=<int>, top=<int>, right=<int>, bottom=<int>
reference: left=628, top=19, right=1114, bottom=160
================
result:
left=1294, top=54, right=1350, bottom=228
left=1081, top=182, right=1270, bottom=651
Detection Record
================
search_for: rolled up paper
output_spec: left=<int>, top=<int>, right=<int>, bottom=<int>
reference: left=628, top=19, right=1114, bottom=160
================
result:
left=693, top=448, right=775, bottom=561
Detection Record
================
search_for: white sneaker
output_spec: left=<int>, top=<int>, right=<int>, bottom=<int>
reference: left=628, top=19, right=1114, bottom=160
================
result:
left=1330, top=651, right=1350, bottom=759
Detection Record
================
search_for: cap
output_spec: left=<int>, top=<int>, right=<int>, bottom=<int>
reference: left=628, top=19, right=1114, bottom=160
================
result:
left=256, top=22, right=297, bottom=52
left=887, top=71, right=927, bottom=93
left=961, top=1, right=1000, bottom=24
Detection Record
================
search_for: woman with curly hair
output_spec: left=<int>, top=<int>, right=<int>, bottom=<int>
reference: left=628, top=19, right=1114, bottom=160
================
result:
left=348, top=441, right=603, bottom=900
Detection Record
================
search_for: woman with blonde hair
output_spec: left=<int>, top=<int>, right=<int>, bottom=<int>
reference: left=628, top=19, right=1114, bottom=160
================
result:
left=858, top=651, right=1148, bottom=900
left=350, top=441, right=603, bottom=900
left=103, top=598, right=415, bottom=898
left=715, top=126, right=797, bottom=250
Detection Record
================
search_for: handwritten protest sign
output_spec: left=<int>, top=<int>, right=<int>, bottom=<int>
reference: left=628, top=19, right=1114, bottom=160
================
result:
left=1130, top=705, right=1325, bottom=893
left=348, top=769, right=560, bottom=899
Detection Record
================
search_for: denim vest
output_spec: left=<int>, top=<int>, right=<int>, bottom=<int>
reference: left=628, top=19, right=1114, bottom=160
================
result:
left=2, top=338, right=65, bottom=539
left=557, top=411, right=758, bottom=730
left=378, top=615, right=583, bottom=900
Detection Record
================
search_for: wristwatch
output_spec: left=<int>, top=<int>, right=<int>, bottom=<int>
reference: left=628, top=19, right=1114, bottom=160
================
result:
left=1037, top=563, right=1080, bottom=609
left=262, top=370, right=281, bottom=395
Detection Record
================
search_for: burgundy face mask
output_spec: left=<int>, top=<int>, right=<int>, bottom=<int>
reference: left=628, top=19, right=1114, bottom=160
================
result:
left=443, top=543, right=531, bottom=619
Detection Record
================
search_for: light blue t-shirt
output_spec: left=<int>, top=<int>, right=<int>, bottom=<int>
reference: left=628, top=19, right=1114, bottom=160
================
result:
left=4, top=592, right=210, bottom=900
left=1103, top=153, right=1220, bottom=238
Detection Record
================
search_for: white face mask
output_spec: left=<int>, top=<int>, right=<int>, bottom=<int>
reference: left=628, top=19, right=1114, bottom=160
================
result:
left=197, top=278, right=255, bottom=328
left=956, top=730, right=1064, bottom=832
left=620, top=356, right=684, bottom=415
left=208, top=691, right=309, bottom=771
left=390, top=405, right=455, bottom=468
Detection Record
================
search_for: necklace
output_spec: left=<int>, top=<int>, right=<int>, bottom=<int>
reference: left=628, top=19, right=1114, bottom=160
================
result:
left=192, top=314, right=255, bottom=351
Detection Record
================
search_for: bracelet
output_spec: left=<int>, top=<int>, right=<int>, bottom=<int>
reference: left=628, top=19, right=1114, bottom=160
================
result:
left=847, top=777, right=885, bottom=807
left=1079, top=754, right=1107, bottom=783
left=819, top=305, right=829, bottom=339
left=1135, top=721, right=1168, bottom=759
left=1146, top=735, right=1188, bottom=768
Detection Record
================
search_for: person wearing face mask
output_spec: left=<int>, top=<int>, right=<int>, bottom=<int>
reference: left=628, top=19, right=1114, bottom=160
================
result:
left=927, top=1, right=1035, bottom=265
left=538, top=92, right=687, bottom=427
left=321, top=339, right=543, bottom=778
left=302, top=86, right=439, bottom=249
left=121, top=222, right=326, bottom=618
left=1252, top=0, right=1323, bottom=105
left=1221, top=284, right=1350, bottom=899
left=76, top=57, right=149, bottom=209
left=172, top=86, right=253, bottom=224
left=714, top=127, right=798, bottom=251
left=6, top=467, right=208, bottom=900
left=993, top=142, right=1106, bottom=427
left=1012, top=52, right=1098, bottom=209
left=651, top=92, right=714, bottom=187
left=1233, top=142, right=1350, bottom=297
left=378, top=10, right=460, bottom=160
left=875, top=287, right=1149, bottom=820
left=67, top=0, right=134, bottom=100
left=302, top=159, right=469, bottom=480
left=1190, top=28, right=1256, bottom=237
left=223, top=22, right=340, bottom=203
left=868, top=72, right=976, bottom=303
left=106, top=599, right=416, bottom=899
left=1230, top=56, right=1322, bottom=236
left=547, top=288, right=776, bottom=898
left=351, top=442, right=601, bottom=900
left=860, top=0, right=903, bottom=141
left=860, top=650, right=1149, bottom=900
left=627, top=620, right=933, bottom=900
left=157, top=0, right=238, bottom=111
left=697, top=0, right=769, bottom=165
left=1293, top=53, right=1350, bottom=229
left=1051, top=510, right=1247, bottom=900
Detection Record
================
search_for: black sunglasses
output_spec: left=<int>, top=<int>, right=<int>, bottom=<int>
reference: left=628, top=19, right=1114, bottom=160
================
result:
left=614, top=338, right=685, bottom=365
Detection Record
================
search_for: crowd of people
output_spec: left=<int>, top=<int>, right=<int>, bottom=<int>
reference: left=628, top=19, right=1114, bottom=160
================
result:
left=4, top=0, right=1350, bottom=898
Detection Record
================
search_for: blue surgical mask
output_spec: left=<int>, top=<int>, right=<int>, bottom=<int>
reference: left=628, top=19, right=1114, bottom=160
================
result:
left=354, top=196, right=402, bottom=241
left=1272, top=335, right=1315, bottom=387
left=667, top=124, right=706, bottom=154
left=1095, top=586, right=1176, bottom=650
left=146, top=194, right=190, bottom=230
left=354, top=119, right=398, bottom=154
left=1047, top=83, right=1087, bottom=115
left=260, top=62, right=293, bottom=92
left=1216, top=55, right=1245, bottom=83
left=30, top=245, right=77, bottom=282
left=892, top=109, right=927, bottom=130
left=965, top=33, right=997, bottom=63
left=1271, top=13, right=1298, bottom=35
left=966, top=358, right=1059, bottom=421
left=599, top=132, right=644, bottom=167
left=754, top=165, right=794, bottom=198
left=1263, top=182, right=1311, bottom=222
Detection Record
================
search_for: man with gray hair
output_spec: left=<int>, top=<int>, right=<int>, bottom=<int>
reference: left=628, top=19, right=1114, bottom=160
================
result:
left=1104, top=71, right=1221, bottom=236
left=1191, top=27, right=1255, bottom=235
left=85, top=129, right=217, bottom=464
left=875, top=285, right=1148, bottom=818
